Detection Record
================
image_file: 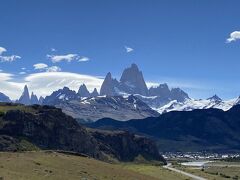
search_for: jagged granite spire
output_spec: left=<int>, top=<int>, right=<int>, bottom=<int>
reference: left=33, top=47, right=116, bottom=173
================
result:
left=100, top=72, right=119, bottom=96
left=119, top=63, right=148, bottom=96
left=91, top=88, right=99, bottom=97
left=39, top=96, right=44, bottom=105
left=30, top=92, right=39, bottom=104
left=78, top=84, right=90, bottom=97
left=18, top=85, right=31, bottom=105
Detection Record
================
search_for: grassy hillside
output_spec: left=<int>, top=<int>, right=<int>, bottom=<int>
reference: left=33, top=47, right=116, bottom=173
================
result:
left=0, top=151, right=186, bottom=180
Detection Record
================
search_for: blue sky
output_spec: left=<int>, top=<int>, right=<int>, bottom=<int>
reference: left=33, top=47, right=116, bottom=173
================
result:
left=0, top=0, right=240, bottom=99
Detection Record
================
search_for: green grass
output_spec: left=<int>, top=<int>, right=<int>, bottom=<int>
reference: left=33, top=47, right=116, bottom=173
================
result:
left=175, top=161, right=240, bottom=180
left=17, top=139, right=40, bottom=151
left=0, top=151, right=192, bottom=180
left=121, top=163, right=188, bottom=180
left=0, top=104, right=36, bottom=114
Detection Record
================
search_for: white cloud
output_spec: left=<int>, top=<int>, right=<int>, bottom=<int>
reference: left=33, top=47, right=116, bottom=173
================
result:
left=0, top=46, right=21, bottom=62
left=78, top=56, right=90, bottom=62
left=0, top=73, right=24, bottom=99
left=46, top=66, right=61, bottom=72
left=125, top=46, right=134, bottom=53
left=226, top=31, right=240, bottom=43
left=0, top=72, right=14, bottom=81
left=47, top=54, right=79, bottom=63
left=0, top=71, right=103, bottom=100
left=146, top=82, right=160, bottom=88
left=0, top=55, right=21, bottom=62
left=24, top=72, right=103, bottom=98
left=21, top=67, right=26, bottom=70
left=0, top=47, right=7, bottom=55
left=51, top=48, right=56, bottom=52
left=33, top=63, right=48, bottom=70
left=33, top=63, right=61, bottom=72
left=19, top=72, right=26, bottom=75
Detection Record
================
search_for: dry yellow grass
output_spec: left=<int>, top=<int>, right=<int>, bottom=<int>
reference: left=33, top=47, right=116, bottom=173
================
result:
left=0, top=151, right=193, bottom=180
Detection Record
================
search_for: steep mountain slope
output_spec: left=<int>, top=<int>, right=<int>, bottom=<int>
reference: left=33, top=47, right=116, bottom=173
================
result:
left=78, top=84, right=91, bottom=97
left=119, top=63, right=149, bottom=96
left=44, top=91, right=159, bottom=122
left=0, top=92, right=11, bottom=102
left=90, top=105, right=240, bottom=152
left=154, top=95, right=239, bottom=114
left=0, top=103, right=165, bottom=163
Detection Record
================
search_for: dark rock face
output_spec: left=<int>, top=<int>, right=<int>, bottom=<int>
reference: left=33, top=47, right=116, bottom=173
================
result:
left=90, top=105, right=240, bottom=152
left=0, top=92, right=11, bottom=102
left=148, top=85, right=189, bottom=103
left=0, top=104, right=164, bottom=162
left=100, top=72, right=119, bottom=96
left=0, top=135, right=20, bottom=151
left=170, top=88, right=189, bottom=102
left=148, top=83, right=171, bottom=97
left=90, top=130, right=166, bottom=163
left=43, top=87, right=77, bottom=105
left=119, top=64, right=148, bottom=96
left=1, top=107, right=101, bottom=159
left=78, top=84, right=90, bottom=97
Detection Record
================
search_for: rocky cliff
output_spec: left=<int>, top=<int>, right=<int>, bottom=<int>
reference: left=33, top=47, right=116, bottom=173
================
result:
left=0, top=103, right=164, bottom=162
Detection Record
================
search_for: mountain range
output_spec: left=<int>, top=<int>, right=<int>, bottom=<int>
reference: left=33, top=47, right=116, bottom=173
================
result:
left=89, top=105, right=240, bottom=152
left=0, top=63, right=240, bottom=122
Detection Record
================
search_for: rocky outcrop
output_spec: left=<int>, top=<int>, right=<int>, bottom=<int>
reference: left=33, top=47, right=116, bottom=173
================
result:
left=90, top=129, right=166, bottom=163
left=0, top=103, right=165, bottom=163
left=78, top=84, right=90, bottom=97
